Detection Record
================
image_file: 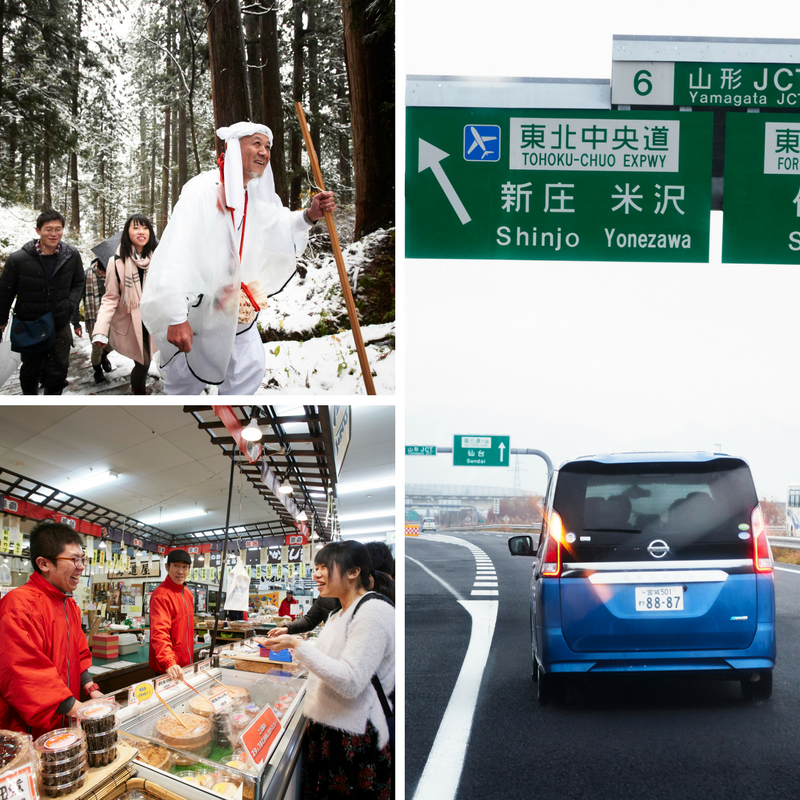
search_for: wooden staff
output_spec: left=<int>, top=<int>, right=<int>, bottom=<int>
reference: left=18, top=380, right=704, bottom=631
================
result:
left=201, top=668, right=228, bottom=688
left=295, top=102, right=377, bottom=395
left=153, top=690, right=188, bottom=729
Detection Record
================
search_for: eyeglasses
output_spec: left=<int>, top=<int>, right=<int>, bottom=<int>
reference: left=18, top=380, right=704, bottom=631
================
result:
left=53, top=556, right=87, bottom=568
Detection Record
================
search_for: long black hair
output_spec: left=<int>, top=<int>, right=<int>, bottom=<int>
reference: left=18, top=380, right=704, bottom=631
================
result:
left=315, top=540, right=394, bottom=603
left=119, top=213, right=157, bottom=260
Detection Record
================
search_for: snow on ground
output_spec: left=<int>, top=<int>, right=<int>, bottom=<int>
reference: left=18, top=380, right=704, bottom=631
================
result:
left=259, top=228, right=392, bottom=338
left=0, top=203, right=396, bottom=396
left=0, top=320, right=394, bottom=396
left=258, top=322, right=394, bottom=394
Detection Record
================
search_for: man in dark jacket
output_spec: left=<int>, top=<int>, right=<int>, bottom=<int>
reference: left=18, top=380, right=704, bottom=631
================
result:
left=0, top=210, right=85, bottom=394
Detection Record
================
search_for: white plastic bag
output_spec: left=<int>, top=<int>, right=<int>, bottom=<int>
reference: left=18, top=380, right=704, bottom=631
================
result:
left=0, top=563, right=11, bottom=585
left=223, top=556, right=250, bottom=611
left=0, top=339, right=21, bottom=388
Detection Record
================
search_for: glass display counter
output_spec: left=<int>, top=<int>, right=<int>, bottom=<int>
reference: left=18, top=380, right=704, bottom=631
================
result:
left=111, top=658, right=308, bottom=800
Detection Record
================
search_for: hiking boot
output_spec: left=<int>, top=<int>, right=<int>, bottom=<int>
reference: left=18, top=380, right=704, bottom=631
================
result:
left=100, top=352, right=113, bottom=372
left=93, top=365, right=107, bottom=384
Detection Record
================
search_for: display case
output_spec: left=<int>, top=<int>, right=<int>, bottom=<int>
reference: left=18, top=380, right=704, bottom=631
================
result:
left=114, top=659, right=307, bottom=800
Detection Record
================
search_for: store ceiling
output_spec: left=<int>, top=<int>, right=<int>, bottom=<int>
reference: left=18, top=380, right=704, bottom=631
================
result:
left=0, top=405, right=395, bottom=545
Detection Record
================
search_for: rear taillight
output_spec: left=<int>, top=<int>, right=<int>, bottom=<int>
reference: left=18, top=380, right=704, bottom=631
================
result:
left=541, top=510, right=563, bottom=577
left=751, top=504, right=773, bottom=573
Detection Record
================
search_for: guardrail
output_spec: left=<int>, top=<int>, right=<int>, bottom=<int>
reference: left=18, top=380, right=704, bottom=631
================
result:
left=769, top=535, right=800, bottom=551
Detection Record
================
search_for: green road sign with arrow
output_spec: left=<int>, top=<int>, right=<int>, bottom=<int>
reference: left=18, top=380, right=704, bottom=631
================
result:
left=453, top=435, right=510, bottom=467
left=406, top=107, right=712, bottom=262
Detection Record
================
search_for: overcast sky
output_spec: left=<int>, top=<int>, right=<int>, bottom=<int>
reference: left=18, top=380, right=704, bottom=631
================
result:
left=401, top=1, right=800, bottom=501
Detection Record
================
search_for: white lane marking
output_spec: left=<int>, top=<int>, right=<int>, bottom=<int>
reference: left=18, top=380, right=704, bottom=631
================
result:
left=413, top=600, right=498, bottom=800
left=775, top=566, right=800, bottom=574
left=409, top=534, right=500, bottom=800
left=406, top=556, right=465, bottom=602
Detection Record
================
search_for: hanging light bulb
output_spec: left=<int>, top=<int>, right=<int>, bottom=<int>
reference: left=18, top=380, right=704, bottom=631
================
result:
left=241, top=418, right=263, bottom=442
left=279, top=477, right=293, bottom=494
left=297, top=509, right=308, bottom=522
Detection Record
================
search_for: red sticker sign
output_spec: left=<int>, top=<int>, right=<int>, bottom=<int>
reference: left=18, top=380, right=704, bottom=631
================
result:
left=240, top=706, right=282, bottom=766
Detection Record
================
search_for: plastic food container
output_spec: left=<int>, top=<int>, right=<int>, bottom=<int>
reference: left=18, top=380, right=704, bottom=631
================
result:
left=34, top=729, right=87, bottom=763
left=84, top=727, right=119, bottom=751
left=37, top=747, right=87, bottom=775
left=38, top=768, right=89, bottom=798
left=40, top=762, right=88, bottom=786
left=86, top=745, right=117, bottom=768
left=0, top=730, right=34, bottom=776
left=75, top=698, right=120, bottom=734
left=178, top=770, right=205, bottom=787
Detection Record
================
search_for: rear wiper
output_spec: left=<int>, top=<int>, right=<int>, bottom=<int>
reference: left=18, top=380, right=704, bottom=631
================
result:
left=582, top=528, right=642, bottom=533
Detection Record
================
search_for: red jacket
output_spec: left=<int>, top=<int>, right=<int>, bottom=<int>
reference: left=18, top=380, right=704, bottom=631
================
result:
left=148, top=576, right=194, bottom=673
left=0, top=572, right=93, bottom=738
left=278, top=598, right=295, bottom=617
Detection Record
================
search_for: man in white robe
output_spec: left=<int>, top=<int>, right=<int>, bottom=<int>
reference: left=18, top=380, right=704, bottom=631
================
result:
left=140, top=122, right=335, bottom=395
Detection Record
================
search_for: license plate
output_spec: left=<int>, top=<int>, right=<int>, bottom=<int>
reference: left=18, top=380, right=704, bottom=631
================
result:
left=635, top=585, right=684, bottom=611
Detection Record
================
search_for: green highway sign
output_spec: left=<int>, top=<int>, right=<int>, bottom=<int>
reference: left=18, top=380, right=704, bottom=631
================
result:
left=406, top=445, right=437, bottom=456
left=406, top=109, right=712, bottom=261
left=613, top=61, right=800, bottom=109
left=453, top=435, right=510, bottom=467
left=722, top=113, right=800, bottom=264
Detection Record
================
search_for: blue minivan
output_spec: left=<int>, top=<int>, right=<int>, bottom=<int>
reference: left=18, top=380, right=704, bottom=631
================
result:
left=509, top=452, right=776, bottom=704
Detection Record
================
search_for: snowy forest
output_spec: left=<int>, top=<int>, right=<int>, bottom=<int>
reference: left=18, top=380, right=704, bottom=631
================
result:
left=0, top=0, right=395, bottom=242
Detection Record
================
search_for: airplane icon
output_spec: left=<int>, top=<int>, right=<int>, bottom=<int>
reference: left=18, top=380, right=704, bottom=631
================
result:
left=463, top=124, right=501, bottom=162
left=467, top=126, right=498, bottom=158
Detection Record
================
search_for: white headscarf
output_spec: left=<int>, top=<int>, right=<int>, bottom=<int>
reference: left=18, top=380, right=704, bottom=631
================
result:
left=216, top=122, right=279, bottom=229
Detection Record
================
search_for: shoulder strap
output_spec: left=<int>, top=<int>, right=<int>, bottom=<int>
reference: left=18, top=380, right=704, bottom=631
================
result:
left=350, top=592, right=394, bottom=720
left=352, top=591, right=395, bottom=620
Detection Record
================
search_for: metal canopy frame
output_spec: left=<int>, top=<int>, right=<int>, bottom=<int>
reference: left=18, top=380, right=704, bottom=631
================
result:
left=178, top=406, right=339, bottom=545
left=0, top=468, right=174, bottom=545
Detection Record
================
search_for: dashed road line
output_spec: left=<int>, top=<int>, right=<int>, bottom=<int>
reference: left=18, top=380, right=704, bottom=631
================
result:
left=409, top=534, right=500, bottom=800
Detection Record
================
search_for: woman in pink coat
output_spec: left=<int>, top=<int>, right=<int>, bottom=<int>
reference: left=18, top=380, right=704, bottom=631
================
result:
left=91, top=214, right=158, bottom=394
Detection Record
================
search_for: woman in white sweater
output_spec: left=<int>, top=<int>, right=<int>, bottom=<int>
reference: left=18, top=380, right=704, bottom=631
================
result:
left=260, top=541, right=394, bottom=798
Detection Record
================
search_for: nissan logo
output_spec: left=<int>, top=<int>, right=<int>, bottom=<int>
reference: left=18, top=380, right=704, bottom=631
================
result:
left=647, top=539, right=670, bottom=559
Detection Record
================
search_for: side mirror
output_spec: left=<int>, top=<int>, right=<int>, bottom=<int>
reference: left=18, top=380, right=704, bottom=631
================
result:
left=508, top=535, right=536, bottom=557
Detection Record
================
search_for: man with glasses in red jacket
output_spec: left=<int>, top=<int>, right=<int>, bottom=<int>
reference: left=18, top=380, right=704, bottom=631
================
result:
left=149, top=549, right=195, bottom=680
left=0, top=522, right=104, bottom=738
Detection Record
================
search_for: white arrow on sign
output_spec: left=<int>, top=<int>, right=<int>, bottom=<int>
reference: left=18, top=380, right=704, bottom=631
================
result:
left=498, top=442, right=506, bottom=463
left=418, top=139, right=471, bottom=225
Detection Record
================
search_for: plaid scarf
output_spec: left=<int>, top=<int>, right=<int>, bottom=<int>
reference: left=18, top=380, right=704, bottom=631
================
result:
left=34, top=240, right=62, bottom=257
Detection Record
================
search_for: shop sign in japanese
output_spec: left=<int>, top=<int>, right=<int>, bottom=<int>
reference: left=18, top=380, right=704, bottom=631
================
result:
left=0, top=764, right=38, bottom=800
left=613, top=61, right=800, bottom=108
left=406, top=108, right=712, bottom=261
left=128, top=680, right=154, bottom=707
left=722, top=113, right=800, bottom=264
left=209, top=690, right=235, bottom=712
left=241, top=706, right=282, bottom=766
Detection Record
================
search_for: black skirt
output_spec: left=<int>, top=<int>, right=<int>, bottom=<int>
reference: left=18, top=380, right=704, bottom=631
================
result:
left=303, top=719, right=392, bottom=799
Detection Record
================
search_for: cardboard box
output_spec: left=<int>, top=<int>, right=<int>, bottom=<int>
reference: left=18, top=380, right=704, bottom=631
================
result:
left=92, top=633, right=118, bottom=659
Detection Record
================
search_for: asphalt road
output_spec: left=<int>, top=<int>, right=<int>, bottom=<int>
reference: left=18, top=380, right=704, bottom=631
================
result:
left=406, top=529, right=800, bottom=800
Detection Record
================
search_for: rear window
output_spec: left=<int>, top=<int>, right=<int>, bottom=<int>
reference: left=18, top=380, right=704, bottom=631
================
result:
left=552, top=458, right=758, bottom=563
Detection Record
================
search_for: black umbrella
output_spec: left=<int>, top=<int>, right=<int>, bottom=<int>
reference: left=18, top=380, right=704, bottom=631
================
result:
left=90, top=231, right=123, bottom=266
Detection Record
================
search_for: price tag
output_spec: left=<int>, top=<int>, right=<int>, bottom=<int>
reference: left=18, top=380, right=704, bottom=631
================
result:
left=198, top=659, right=211, bottom=672
left=154, top=675, right=173, bottom=692
left=128, top=680, right=154, bottom=706
left=209, top=690, right=234, bottom=712
left=240, top=706, right=282, bottom=766
left=0, top=764, right=37, bottom=800
left=183, top=665, right=195, bottom=681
